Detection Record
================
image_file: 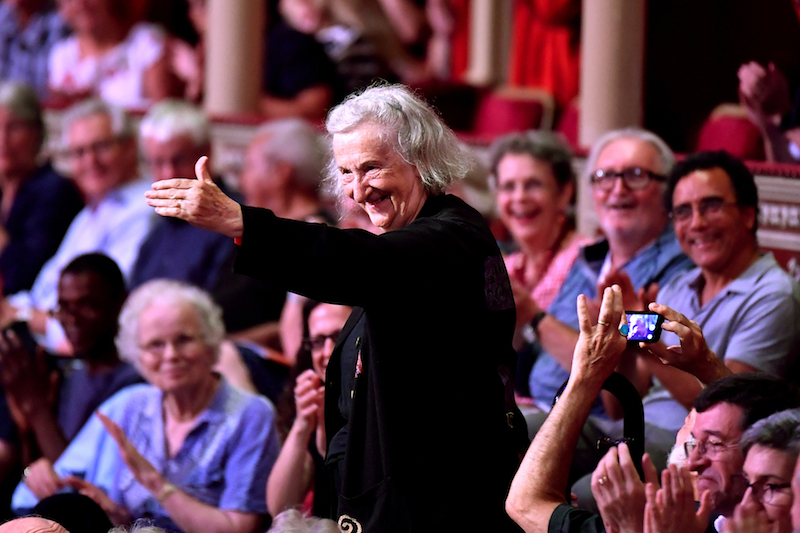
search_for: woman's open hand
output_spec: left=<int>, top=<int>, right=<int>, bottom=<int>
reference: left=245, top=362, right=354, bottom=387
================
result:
left=145, top=156, right=244, bottom=238
left=23, top=458, right=63, bottom=499
left=571, top=285, right=628, bottom=385
left=96, top=412, right=162, bottom=492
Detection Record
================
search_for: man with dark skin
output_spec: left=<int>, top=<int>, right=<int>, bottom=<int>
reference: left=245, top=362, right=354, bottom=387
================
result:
left=0, top=253, right=140, bottom=478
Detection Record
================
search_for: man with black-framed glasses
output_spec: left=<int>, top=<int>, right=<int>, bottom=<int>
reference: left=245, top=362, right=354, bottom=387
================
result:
left=519, top=129, right=693, bottom=509
left=627, top=151, right=800, bottom=439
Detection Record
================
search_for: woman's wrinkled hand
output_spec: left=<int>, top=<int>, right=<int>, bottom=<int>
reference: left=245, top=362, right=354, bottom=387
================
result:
left=23, top=458, right=64, bottom=500
left=145, top=156, right=244, bottom=238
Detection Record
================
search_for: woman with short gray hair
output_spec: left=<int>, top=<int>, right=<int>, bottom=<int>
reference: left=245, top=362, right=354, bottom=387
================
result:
left=147, top=83, right=524, bottom=531
left=0, top=81, right=83, bottom=294
left=727, top=408, right=800, bottom=533
left=488, top=130, right=590, bottom=401
left=13, top=279, right=280, bottom=533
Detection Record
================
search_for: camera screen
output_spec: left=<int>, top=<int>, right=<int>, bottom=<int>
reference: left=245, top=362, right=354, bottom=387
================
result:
left=626, top=313, right=661, bottom=342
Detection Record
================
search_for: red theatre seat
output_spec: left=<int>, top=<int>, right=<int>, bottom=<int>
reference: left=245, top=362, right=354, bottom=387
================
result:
left=695, top=104, right=765, bottom=161
left=460, top=86, right=555, bottom=144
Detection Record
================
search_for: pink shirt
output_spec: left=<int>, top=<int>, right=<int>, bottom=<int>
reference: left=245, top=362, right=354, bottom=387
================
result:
left=505, top=231, right=592, bottom=310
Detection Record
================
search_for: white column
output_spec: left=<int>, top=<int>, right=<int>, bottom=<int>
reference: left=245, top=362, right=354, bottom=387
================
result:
left=464, top=0, right=511, bottom=86
left=578, top=0, right=645, bottom=147
left=204, top=0, right=264, bottom=115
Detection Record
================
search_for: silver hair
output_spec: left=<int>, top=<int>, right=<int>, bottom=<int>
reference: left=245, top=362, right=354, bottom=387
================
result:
left=487, top=130, right=575, bottom=190
left=60, top=98, right=134, bottom=148
left=324, top=84, right=475, bottom=198
left=109, top=520, right=168, bottom=533
left=115, top=279, right=225, bottom=370
left=584, top=127, right=675, bottom=180
left=251, top=118, right=327, bottom=191
left=0, top=81, right=43, bottom=140
left=140, top=98, right=210, bottom=146
left=740, top=408, right=800, bottom=456
left=267, top=509, right=341, bottom=533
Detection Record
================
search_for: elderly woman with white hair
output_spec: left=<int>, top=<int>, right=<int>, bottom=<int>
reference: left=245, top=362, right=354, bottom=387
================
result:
left=11, top=280, right=281, bottom=533
left=146, top=84, right=525, bottom=531
left=0, top=81, right=83, bottom=294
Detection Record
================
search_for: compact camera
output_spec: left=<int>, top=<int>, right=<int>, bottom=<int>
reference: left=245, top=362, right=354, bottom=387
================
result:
left=624, top=311, right=665, bottom=343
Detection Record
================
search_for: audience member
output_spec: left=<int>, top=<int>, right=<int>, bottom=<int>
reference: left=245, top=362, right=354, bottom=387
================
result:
left=635, top=150, right=800, bottom=417
left=570, top=150, right=800, bottom=511
left=1, top=99, right=155, bottom=351
left=261, top=15, right=337, bottom=122
left=488, top=130, right=590, bottom=400
left=508, top=0, right=580, bottom=109
left=508, top=331, right=800, bottom=533
left=148, top=84, right=525, bottom=531
left=642, top=375, right=800, bottom=533
left=737, top=61, right=800, bottom=163
left=280, top=0, right=394, bottom=97
left=130, top=99, right=234, bottom=292
left=792, top=442, right=800, bottom=533
left=506, top=284, right=628, bottom=533
left=109, top=522, right=167, bottom=533
left=0, top=82, right=82, bottom=295
left=0, top=0, right=69, bottom=98
left=213, top=118, right=331, bottom=353
left=520, top=128, right=691, bottom=434
left=12, top=280, right=280, bottom=533
left=0, top=517, right=68, bottom=533
left=720, top=409, right=800, bottom=533
left=48, top=0, right=177, bottom=109
left=267, top=301, right=351, bottom=517
left=266, top=509, right=340, bottom=533
left=168, top=0, right=206, bottom=102
left=0, top=253, right=141, bottom=470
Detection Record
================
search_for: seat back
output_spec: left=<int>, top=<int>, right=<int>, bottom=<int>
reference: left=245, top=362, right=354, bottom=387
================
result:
left=695, top=104, right=765, bottom=161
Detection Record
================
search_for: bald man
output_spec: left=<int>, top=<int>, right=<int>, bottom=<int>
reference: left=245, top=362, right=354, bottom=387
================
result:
left=0, top=517, right=68, bottom=533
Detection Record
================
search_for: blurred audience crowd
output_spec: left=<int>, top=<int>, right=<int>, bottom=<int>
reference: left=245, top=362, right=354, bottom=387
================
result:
left=0, top=1, right=798, bottom=533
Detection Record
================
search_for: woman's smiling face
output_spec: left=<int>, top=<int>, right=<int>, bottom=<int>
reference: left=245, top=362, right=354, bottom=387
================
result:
left=333, top=122, right=429, bottom=233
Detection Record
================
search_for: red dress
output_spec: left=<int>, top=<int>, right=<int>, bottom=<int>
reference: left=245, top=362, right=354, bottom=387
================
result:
left=508, top=0, right=581, bottom=109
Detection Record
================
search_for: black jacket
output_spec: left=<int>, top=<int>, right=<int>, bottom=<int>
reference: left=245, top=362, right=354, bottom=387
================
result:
left=235, top=195, right=524, bottom=532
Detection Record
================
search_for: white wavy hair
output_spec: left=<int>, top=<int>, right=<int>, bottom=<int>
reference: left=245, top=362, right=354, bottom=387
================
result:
left=115, top=279, right=226, bottom=370
left=324, top=84, right=475, bottom=199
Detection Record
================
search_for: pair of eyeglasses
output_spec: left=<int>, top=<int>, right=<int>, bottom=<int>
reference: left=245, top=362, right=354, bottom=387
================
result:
left=670, top=197, right=739, bottom=223
left=63, top=137, right=120, bottom=160
left=742, top=477, right=792, bottom=506
left=303, top=332, right=340, bottom=351
left=145, top=154, right=197, bottom=170
left=140, top=333, right=203, bottom=356
left=684, top=437, right=737, bottom=460
left=591, top=167, right=665, bottom=191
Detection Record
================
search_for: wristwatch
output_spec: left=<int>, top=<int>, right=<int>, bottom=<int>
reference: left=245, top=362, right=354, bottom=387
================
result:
left=530, top=311, right=547, bottom=333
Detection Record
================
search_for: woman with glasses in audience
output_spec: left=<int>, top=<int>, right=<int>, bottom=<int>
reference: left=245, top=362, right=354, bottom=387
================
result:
left=11, top=280, right=280, bottom=533
left=723, top=408, right=800, bottom=533
left=0, top=82, right=83, bottom=295
left=268, top=300, right=351, bottom=518
left=488, top=131, right=589, bottom=402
